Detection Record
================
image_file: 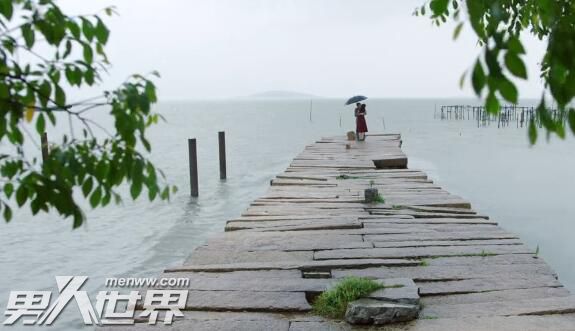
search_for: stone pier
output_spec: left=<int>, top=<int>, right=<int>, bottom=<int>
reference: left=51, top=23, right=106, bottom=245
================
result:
left=104, top=134, right=575, bottom=331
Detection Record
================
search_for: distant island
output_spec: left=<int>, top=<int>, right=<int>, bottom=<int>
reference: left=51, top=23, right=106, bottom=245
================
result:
left=246, top=90, right=320, bottom=99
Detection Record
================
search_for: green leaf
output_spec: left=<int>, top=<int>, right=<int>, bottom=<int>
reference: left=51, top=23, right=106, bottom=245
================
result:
left=147, top=185, right=157, bottom=200
left=101, top=191, right=111, bottom=206
left=16, top=186, right=27, bottom=207
left=507, top=36, right=525, bottom=54
left=528, top=119, right=538, bottom=145
left=459, top=71, right=467, bottom=89
left=63, top=40, right=72, bottom=58
left=31, top=199, right=40, bottom=215
left=145, top=81, right=157, bottom=103
left=505, top=52, right=527, bottom=79
left=55, top=85, right=66, bottom=106
left=430, top=0, right=449, bottom=16
left=36, top=114, right=46, bottom=135
left=3, top=204, right=12, bottom=222
left=486, top=92, right=500, bottom=115
left=67, top=21, right=81, bottom=39
left=453, top=22, right=464, bottom=40
left=498, top=78, right=518, bottom=104
left=82, top=177, right=93, bottom=197
left=465, top=0, right=484, bottom=35
left=95, top=18, right=110, bottom=44
left=0, top=0, right=14, bottom=20
left=65, top=67, right=76, bottom=85
left=130, top=181, right=142, bottom=199
left=83, top=43, right=94, bottom=64
left=95, top=161, right=109, bottom=180
left=81, top=18, right=95, bottom=41
left=569, top=109, right=575, bottom=135
left=556, top=122, right=566, bottom=139
left=471, top=60, right=486, bottom=95
left=89, top=186, right=102, bottom=207
left=21, top=24, right=35, bottom=48
left=47, top=112, right=56, bottom=125
left=85, top=68, right=95, bottom=85
left=160, top=187, right=170, bottom=200
left=73, top=210, right=83, bottom=229
left=4, top=183, right=13, bottom=198
left=38, top=81, right=52, bottom=106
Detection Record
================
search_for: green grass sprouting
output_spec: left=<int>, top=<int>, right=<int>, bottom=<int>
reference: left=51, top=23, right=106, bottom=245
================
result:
left=373, top=194, right=386, bottom=204
left=312, top=277, right=384, bottom=319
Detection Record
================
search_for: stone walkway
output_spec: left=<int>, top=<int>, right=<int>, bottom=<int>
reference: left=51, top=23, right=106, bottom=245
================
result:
left=103, top=134, right=575, bottom=330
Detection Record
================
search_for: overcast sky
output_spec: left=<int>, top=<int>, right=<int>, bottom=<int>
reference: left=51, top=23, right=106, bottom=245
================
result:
left=58, top=0, right=547, bottom=100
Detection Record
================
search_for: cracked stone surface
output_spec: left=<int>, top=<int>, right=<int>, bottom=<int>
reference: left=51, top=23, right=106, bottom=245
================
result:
left=345, top=298, right=420, bottom=325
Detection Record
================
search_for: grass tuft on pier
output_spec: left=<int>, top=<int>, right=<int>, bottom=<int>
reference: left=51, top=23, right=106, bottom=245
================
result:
left=312, top=277, right=384, bottom=319
left=374, top=194, right=386, bottom=204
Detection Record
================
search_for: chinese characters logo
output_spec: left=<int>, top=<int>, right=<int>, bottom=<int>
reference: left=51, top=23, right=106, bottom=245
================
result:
left=3, top=276, right=187, bottom=326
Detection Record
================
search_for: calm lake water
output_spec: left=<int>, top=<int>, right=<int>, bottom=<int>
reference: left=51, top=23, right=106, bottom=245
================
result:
left=1, top=98, right=574, bottom=330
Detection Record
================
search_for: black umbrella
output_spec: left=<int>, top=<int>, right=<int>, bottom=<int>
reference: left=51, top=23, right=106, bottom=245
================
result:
left=345, top=95, right=368, bottom=106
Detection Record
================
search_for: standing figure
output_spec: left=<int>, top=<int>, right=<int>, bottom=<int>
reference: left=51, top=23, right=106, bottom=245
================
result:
left=354, top=103, right=361, bottom=139
left=355, top=103, right=368, bottom=141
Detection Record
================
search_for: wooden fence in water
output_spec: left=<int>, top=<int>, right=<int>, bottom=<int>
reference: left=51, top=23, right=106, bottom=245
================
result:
left=436, top=104, right=567, bottom=129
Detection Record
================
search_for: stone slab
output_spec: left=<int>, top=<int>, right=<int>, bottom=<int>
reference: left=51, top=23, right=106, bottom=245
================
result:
left=314, top=244, right=533, bottom=260
left=184, top=250, right=313, bottom=266
left=422, top=287, right=571, bottom=305
left=157, top=271, right=330, bottom=292
left=422, top=295, right=575, bottom=318
left=206, top=233, right=371, bottom=251
left=419, top=274, right=562, bottom=296
left=345, top=299, right=419, bottom=325
left=333, top=263, right=557, bottom=282
left=363, top=231, right=519, bottom=242
left=373, top=239, right=523, bottom=248
left=368, top=279, right=420, bottom=305
left=168, top=258, right=420, bottom=273
left=183, top=290, right=311, bottom=312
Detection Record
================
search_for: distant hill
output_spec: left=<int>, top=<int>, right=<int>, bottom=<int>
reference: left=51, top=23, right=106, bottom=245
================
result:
left=247, top=90, right=319, bottom=99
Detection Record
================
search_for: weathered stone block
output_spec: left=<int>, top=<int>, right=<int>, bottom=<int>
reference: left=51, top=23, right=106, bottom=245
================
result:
left=364, top=188, right=379, bottom=203
left=368, top=281, right=420, bottom=306
left=345, top=298, right=419, bottom=325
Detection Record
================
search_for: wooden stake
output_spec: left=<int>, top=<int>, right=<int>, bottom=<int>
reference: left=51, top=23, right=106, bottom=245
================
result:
left=218, top=131, right=226, bottom=180
left=188, top=139, right=198, bottom=197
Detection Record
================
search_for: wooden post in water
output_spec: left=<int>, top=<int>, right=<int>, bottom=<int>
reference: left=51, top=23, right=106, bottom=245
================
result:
left=188, top=138, right=199, bottom=197
left=218, top=131, right=227, bottom=180
left=41, top=132, right=49, bottom=162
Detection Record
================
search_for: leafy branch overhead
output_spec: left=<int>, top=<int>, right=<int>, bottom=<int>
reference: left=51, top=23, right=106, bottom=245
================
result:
left=0, top=0, right=175, bottom=227
left=416, top=0, right=575, bottom=143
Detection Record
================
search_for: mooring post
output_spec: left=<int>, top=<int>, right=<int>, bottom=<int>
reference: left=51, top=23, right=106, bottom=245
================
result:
left=41, top=132, right=49, bottom=162
left=188, top=138, right=199, bottom=197
left=218, top=131, right=227, bottom=180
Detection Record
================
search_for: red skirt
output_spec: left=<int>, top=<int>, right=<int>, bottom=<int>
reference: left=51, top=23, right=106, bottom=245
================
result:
left=356, top=115, right=368, bottom=133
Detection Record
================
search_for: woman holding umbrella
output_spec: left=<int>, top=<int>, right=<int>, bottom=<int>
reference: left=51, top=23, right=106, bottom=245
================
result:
left=355, top=103, right=368, bottom=141
left=346, top=95, right=369, bottom=141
